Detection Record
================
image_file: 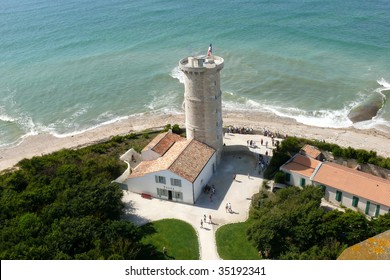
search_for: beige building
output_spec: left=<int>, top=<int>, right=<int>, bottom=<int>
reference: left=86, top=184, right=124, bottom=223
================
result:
left=280, top=154, right=390, bottom=217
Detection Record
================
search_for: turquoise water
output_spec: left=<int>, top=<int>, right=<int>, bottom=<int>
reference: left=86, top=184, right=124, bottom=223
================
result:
left=1, top=0, right=390, bottom=147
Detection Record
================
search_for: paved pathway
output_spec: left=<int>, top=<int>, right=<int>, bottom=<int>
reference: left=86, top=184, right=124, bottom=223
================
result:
left=122, top=134, right=276, bottom=259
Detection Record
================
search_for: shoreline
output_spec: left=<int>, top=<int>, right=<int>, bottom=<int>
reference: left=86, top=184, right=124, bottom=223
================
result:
left=1, top=111, right=390, bottom=171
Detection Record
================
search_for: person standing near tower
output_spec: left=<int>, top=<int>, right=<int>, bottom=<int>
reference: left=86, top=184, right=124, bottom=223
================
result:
left=207, top=43, right=212, bottom=56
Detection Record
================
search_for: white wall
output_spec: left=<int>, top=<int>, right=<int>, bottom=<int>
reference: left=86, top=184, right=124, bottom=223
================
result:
left=113, top=161, right=130, bottom=184
left=193, top=153, right=217, bottom=203
left=126, top=170, right=194, bottom=204
left=322, top=185, right=390, bottom=217
left=281, top=168, right=311, bottom=187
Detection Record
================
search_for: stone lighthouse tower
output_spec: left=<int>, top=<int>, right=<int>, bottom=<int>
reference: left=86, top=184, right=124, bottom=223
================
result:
left=179, top=47, right=224, bottom=162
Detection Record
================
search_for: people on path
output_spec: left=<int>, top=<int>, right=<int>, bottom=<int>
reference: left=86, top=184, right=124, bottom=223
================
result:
left=203, top=214, right=206, bottom=222
left=200, top=219, right=203, bottom=228
left=209, top=215, right=212, bottom=224
left=228, top=202, right=232, bottom=213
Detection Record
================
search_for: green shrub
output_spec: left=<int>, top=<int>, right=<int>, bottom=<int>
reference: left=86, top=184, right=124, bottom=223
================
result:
left=163, top=124, right=172, bottom=132
left=172, top=124, right=181, bottom=134
left=274, top=171, right=286, bottom=184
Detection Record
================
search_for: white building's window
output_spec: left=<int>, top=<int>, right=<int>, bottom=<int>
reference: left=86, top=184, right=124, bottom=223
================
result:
left=155, top=175, right=166, bottom=184
left=174, top=191, right=183, bottom=200
left=336, top=190, right=342, bottom=202
left=157, top=188, right=168, bottom=197
left=352, top=196, right=359, bottom=207
left=170, top=178, right=182, bottom=187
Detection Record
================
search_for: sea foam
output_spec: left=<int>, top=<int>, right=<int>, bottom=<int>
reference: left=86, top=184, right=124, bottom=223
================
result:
left=170, top=66, right=184, bottom=84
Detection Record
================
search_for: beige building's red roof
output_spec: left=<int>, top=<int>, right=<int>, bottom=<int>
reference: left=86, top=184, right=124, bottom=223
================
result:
left=281, top=154, right=321, bottom=178
left=169, top=140, right=215, bottom=183
left=141, top=131, right=182, bottom=156
left=130, top=133, right=215, bottom=183
left=300, top=144, right=322, bottom=159
left=313, top=162, right=390, bottom=207
left=142, top=132, right=167, bottom=152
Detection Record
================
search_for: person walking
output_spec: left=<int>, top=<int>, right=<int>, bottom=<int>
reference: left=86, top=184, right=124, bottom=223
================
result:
left=203, top=214, right=206, bottom=222
left=200, top=219, right=203, bottom=228
left=209, top=215, right=212, bottom=224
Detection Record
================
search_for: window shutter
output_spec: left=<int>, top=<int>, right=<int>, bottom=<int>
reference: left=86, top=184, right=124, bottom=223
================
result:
left=352, top=196, right=359, bottom=207
left=365, top=201, right=370, bottom=215
left=375, top=204, right=380, bottom=217
left=336, top=191, right=342, bottom=202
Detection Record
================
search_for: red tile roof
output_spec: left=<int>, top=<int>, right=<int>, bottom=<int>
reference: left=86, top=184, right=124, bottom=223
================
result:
left=169, top=140, right=215, bottom=182
left=130, top=133, right=215, bottom=183
left=313, top=162, right=390, bottom=207
left=281, top=154, right=321, bottom=178
left=152, top=132, right=182, bottom=156
left=141, top=132, right=183, bottom=156
left=301, top=144, right=322, bottom=159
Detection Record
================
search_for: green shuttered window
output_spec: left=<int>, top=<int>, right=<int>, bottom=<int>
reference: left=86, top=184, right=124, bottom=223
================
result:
left=365, top=201, right=371, bottom=215
left=375, top=204, right=380, bottom=217
left=352, top=196, right=359, bottom=207
left=335, top=190, right=342, bottom=202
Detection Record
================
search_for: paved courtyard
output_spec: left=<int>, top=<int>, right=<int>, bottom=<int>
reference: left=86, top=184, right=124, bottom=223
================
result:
left=122, top=133, right=277, bottom=259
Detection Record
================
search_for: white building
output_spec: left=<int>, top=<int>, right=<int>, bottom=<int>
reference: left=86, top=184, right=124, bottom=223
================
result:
left=280, top=154, right=390, bottom=217
left=280, top=154, right=321, bottom=187
left=123, top=132, right=216, bottom=204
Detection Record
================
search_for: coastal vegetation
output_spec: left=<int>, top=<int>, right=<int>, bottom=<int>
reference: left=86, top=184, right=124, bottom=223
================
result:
left=0, top=130, right=163, bottom=259
left=137, top=219, right=199, bottom=260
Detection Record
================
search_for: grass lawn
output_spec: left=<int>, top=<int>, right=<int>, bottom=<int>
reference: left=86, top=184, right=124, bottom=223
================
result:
left=137, top=219, right=199, bottom=260
left=216, top=221, right=261, bottom=260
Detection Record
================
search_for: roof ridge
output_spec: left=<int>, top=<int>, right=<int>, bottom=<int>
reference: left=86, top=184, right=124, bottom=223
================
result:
left=310, top=161, right=323, bottom=181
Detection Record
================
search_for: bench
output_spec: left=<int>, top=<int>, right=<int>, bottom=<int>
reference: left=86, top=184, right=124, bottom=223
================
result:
left=141, top=193, right=152, bottom=199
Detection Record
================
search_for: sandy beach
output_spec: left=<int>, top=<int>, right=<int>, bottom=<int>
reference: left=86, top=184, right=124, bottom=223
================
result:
left=1, top=111, right=390, bottom=172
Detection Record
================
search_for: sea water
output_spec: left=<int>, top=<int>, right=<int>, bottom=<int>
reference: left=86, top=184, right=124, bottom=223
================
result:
left=1, top=0, right=390, bottom=147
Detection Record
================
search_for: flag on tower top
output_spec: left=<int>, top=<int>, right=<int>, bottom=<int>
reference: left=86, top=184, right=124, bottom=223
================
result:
left=207, top=44, right=212, bottom=56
